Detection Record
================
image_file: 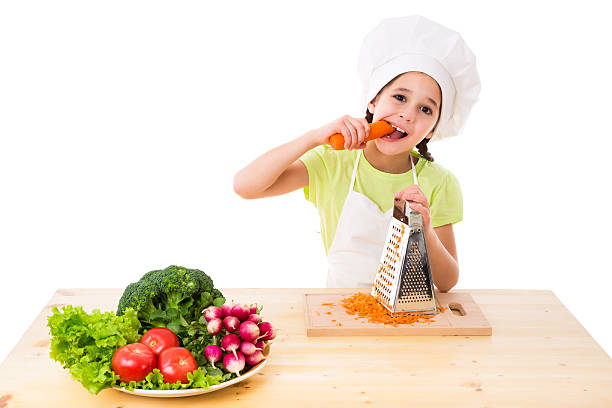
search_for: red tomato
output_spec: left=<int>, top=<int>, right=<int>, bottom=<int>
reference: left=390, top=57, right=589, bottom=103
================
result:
left=158, top=347, right=197, bottom=384
left=139, top=327, right=179, bottom=356
left=112, top=343, right=156, bottom=383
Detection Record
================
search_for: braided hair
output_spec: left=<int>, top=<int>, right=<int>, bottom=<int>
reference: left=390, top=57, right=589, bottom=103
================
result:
left=364, top=109, right=435, bottom=162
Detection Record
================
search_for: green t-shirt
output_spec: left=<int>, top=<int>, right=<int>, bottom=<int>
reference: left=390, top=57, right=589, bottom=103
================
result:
left=300, top=146, right=463, bottom=254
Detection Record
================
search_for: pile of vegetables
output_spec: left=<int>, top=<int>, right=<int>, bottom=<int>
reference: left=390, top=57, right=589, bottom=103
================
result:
left=47, top=265, right=277, bottom=394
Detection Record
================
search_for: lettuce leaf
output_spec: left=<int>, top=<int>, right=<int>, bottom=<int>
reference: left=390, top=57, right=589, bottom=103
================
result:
left=47, top=305, right=142, bottom=394
left=117, top=366, right=227, bottom=391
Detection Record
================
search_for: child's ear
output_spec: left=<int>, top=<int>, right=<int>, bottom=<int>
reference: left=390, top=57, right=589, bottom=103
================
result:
left=367, top=102, right=375, bottom=114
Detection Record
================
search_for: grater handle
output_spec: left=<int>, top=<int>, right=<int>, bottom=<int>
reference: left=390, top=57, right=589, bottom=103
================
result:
left=393, top=198, right=409, bottom=224
left=408, top=210, right=424, bottom=228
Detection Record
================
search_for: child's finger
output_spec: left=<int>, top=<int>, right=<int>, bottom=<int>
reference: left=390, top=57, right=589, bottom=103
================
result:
left=339, top=123, right=353, bottom=150
left=395, top=185, right=425, bottom=199
left=343, top=119, right=359, bottom=149
left=394, top=186, right=419, bottom=199
left=348, top=117, right=367, bottom=144
left=359, top=118, right=371, bottom=139
left=340, top=120, right=353, bottom=149
left=396, top=191, right=417, bottom=199
left=395, top=192, right=430, bottom=212
left=400, top=192, right=429, bottom=205
left=408, top=202, right=430, bottom=221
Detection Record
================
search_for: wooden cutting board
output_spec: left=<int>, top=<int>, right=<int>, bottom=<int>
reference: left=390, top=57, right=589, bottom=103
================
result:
left=304, top=291, right=492, bottom=336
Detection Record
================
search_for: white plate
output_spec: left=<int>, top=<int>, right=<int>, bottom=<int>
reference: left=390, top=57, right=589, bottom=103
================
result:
left=114, top=348, right=270, bottom=398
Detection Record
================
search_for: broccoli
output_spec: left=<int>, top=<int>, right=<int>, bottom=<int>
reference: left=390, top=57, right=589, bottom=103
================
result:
left=116, top=265, right=225, bottom=341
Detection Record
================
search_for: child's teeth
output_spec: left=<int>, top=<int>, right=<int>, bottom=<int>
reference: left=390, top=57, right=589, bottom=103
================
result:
left=391, top=124, right=406, bottom=133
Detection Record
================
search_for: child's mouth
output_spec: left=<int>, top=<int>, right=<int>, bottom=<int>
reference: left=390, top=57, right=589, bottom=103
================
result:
left=381, top=124, right=408, bottom=141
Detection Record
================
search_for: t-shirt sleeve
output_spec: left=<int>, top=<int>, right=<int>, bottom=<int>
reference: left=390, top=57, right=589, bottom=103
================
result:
left=430, top=170, right=463, bottom=228
left=299, top=145, right=330, bottom=207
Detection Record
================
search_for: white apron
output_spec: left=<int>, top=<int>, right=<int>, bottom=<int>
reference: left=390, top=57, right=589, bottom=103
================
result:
left=327, top=150, right=417, bottom=288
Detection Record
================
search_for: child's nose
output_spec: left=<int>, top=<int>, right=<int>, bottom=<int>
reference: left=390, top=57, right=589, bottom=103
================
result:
left=398, top=111, right=414, bottom=122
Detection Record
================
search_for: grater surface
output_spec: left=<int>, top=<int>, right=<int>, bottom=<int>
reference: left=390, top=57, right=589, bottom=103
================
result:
left=371, top=198, right=438, bottom=315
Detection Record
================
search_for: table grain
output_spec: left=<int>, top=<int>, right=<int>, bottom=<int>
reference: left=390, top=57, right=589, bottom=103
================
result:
left=0, top=288, right=610, bottom=407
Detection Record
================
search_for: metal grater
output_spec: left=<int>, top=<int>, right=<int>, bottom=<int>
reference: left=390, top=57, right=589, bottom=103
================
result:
left=371, top=198, right=439, bottom=315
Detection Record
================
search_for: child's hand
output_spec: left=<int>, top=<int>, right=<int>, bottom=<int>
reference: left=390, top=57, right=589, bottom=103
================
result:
left=395, top=186, right=433, bottom=234
left=314, top=115, right=371, bottom=150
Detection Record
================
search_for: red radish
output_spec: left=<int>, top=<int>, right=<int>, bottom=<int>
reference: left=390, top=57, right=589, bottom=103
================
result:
left=204, top=345, right=223, bottom=368
left=258, top=322, right=277, bottom=341
left=221, top=333, right=241, bottom=359
left=231, top=304, right=251, bottom=322
left=239, top=321, right=260, bottom=343
left=255, top=339, right=265, bottom=350
left=223, top=351, right=245, bottom=376
left=247, top=314, right=261, bottom=324
left=221, top=303, right=233, bottom=318
left=249, top=304, right=258, bottom=314
left=207, top=318, right=222, bottom=335
left=223, top=316, right=240, bottom=332
left=245, top=349, right=265, bottom=366
left=203, top=306, right=223, bottom=322
left=239, top=341, right=261, bottom=356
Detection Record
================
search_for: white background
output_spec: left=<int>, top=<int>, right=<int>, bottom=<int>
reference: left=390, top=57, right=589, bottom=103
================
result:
left=1, top=0, right=611, bottom=365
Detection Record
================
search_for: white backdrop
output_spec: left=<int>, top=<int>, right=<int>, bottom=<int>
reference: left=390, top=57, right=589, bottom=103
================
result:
left=1, top=0, right=611, bottom=364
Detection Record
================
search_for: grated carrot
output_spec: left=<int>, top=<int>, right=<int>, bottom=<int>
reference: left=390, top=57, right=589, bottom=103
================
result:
left=337, top=292, right=446, bottom=326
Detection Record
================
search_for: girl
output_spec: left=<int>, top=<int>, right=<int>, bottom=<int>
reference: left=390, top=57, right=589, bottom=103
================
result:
left=233, top=16, right=480, bottom=291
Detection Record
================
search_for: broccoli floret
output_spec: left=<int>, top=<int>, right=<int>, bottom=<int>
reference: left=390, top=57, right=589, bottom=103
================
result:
left=116, top=265, right=225, bottom=341
left=116, top=279, right=158, bottom=320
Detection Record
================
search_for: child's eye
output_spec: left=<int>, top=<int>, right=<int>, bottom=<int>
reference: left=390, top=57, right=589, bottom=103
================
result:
left=420, top=106, right=432, bottom=115
left=393, top=95, right=406, bottom=102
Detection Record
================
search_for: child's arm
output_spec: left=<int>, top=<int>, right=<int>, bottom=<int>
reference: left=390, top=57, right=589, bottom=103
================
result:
left=233, top=116, right=370, bottom=199
left=233, top=133, right=314, bottom=199
left=395, top=187, right=459, bottom=292
left=426, top=224, right=459, bottom=293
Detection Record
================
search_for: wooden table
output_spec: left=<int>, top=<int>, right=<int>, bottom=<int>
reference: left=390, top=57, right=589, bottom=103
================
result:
left=0, top=288, right=611, bottom=407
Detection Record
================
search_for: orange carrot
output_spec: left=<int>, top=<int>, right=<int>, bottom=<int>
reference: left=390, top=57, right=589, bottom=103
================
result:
left=335, top=292, right=446, bottom=326
left=329, top=121, right=394, bottom=150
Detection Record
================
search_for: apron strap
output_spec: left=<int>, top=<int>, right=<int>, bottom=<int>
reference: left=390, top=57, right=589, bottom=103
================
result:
left=349, top=150, right=362, bottom=191
left=410, top=152, right=418, bottom=186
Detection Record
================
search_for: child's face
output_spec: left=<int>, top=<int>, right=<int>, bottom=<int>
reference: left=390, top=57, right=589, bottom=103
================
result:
left=367, top=72, right=441, bottom=156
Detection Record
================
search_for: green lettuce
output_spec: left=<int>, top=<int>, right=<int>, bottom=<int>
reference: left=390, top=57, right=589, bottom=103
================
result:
left=47, top=305, right=142, bottom=394
left=117, top=366, right=231, bottom=391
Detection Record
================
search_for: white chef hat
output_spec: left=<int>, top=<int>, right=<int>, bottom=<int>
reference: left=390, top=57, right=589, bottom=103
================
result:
left=358, top=16, right=481, bottom=141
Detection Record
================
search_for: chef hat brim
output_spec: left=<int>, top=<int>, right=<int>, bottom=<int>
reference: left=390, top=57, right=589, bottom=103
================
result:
left=364, top=54, right=456, bottom=136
